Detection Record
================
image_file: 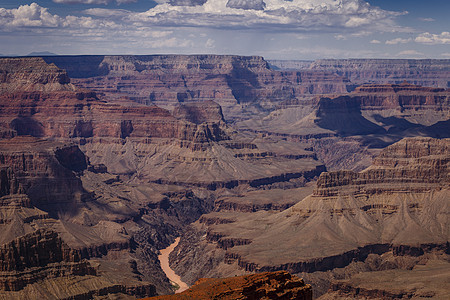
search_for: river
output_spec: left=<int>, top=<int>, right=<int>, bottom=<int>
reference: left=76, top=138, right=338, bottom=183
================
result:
left=158, top=237, right=189, bottom=294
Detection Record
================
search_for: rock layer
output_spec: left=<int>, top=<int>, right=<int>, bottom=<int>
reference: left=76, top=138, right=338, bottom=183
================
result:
left=0, top=57, right=74, bottom=93
left=43, top=55, right=350, bottom=119
left=170, top=137, right=450, bottom=289
left=270, top=59, right=450, bottom=88
left=147, top=271, right=312, bottom=300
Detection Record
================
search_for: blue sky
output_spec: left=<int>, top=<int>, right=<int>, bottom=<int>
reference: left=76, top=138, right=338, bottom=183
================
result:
left=0, top=0, right=448, bottom=59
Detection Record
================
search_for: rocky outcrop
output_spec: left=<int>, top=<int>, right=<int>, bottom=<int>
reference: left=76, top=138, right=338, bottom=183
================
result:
left=0, top=229, right=96, bottom=291
left=353, top=83, right=449, bottom=110
left=0, top=137, right=88, bottom=213
left=314, top=137, right=449, bottom=196
left=147, top=271, right=312, bottom=300
left=0, top=57, right=74, bottom=92
left=324, top=259, right=450, bottom=299
left=172, top=101, right=225, bottom=124
left=314, top=83, right=449, bottom=135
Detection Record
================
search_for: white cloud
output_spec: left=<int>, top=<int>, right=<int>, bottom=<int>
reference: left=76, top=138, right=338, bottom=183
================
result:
left=53, top=0, right=136, bottom=4
left=0, top=3, right=61, bottom=28
left=415, top=32, right=450, bottom=45
left=441, top=53, right=450, bottom=58
left=418, top=17, right=435, bottom=22
left=385, top=37, right=412, bottom=45
left=397, top=50, right=424, bottom=57
left=0, top=1, right=425, bottom=58
left=125, top=0, right=405, bottom=33
left=205, top=38, right=215, bottom=48
left=226, top=0, right=266, bottom=10
left=370, top=39, right=381, bottom=44
left=83, top=8, right=132, bottom=17
left=0, top=1, right=407, bottom=35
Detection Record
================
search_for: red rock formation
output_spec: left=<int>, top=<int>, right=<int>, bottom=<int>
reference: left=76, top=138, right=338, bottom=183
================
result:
left=0, top=89, right=226, bottom=143
left=0, top=57, right=74, bottom=92
left=172, top=100, right=225, bottom=124
left=147, top=271, right=312, bottom=300
left=314, top=137, right=449, bottom=196
left=0, top=229, right=96, bottom=290
left=0, top=137, right=87, bottom=213
left=311, top=83, right=449, bottom=137
left=352, top=82, right=449, bottom=109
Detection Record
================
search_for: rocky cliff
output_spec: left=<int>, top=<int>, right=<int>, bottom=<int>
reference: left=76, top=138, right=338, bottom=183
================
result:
left=0, top=57, right=75, bottom=92
left=147, top=271, right=312, bottom=300
left=0, top=137, right=88, bottom=214
left=316, top=83, right=449, bottom=138
left=236, top=82, right=449, bottom=171
left=42, top=55, right=350, bottom=120
left=0, top=90, right=226, bottom=142
left=270, top=58, right=450, bottom=88
left=315, top=137, right=448, bottom=195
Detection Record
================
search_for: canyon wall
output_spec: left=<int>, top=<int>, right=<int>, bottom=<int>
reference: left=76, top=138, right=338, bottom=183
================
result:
left=42, top=55, right=351, bottom=120
left=170, top=137, right=449, bottom=294
left=269, top=58, right=450, bottom=88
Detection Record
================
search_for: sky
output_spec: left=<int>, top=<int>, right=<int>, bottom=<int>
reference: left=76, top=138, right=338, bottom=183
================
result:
left=0, top=0, right=449, bottom=59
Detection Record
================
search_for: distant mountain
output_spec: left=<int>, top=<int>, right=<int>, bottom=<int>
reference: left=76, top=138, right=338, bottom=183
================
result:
left=27, top=51, right=57, bottom=56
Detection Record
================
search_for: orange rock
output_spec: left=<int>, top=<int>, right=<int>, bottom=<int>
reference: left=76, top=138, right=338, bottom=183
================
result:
left=145, top=271, right=312, bottom=300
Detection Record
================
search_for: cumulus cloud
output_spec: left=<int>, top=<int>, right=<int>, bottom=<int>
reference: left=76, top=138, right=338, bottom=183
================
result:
left=205, top=38, right=215, bottom=48
left=53, top=0, right=136, bottom=4
left=397, top=50, right=424, bottom=57
left=1, top=0, right=407, bottom=35
left=226, top=0, right=266, bottom=11
left=168, top=0, right=207, bottom=6
left=125, top=0, right=405, bottom=32
left=415, top=32, right=450, bottom=44
left=418, top=17, right=435, bottom=22
left=0, top=3, right=61, bottom=28
left=0, top=1, right=415, bottom=57
left=83, top=8, right=132, bottom=17
left=370, top=39, right=381, bottom=44
left=385, top=37, right=412, bottom=45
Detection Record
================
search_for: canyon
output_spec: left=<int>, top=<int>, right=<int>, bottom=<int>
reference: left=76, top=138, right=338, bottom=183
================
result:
left=0, top=55, right=448, bottom=299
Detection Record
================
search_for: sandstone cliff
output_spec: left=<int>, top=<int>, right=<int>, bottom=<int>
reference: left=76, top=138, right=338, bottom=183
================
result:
left=0, top=137, right=88, bottom=214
